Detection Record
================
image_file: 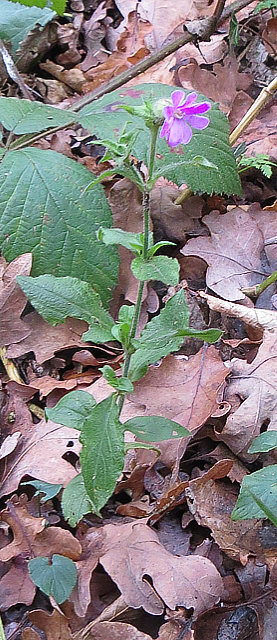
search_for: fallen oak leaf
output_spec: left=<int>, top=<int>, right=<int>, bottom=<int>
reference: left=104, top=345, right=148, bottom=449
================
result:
left=0, top=418, right=81, bottom=498
left=220, top=329, right=277, bottom=460
left=181, top=208, right=266, bottom=301
left=28, top=609, right=73, bottom=640
left=81, top=519, right=223, bottom=616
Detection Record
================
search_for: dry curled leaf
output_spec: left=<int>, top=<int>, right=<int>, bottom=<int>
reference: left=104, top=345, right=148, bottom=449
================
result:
left=0, top=253, right=32, bottom=347
left=220, top=329, right=277, bottom=460
left=83, top=520, right=224, bottom=615
left=0, top=418, right=81, bottom=498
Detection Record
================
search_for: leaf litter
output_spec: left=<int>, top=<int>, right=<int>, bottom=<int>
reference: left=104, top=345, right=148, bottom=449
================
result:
left=1, top=0, right=277, bottom=639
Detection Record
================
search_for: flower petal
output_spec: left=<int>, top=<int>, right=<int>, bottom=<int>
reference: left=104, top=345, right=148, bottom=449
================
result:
left=171, top=90, right=186, bottom=108
left=181, top=91, right=197, bottom=107
left=163, top=105, right=174, bottom=119
left=167, top=119, right=192, bottom=146
left=184, top=101, right=211, bottom=115
left=185, top=114, right=210, bottom=130
left=160, top=118, right=171, bottom=139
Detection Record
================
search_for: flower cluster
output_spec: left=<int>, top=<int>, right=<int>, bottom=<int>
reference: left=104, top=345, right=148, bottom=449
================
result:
left=160, top=90, right=211, bottom=147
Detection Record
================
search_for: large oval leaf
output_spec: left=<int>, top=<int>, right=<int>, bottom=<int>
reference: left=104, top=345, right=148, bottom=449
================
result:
left=0, top=148, right=119, bottom=307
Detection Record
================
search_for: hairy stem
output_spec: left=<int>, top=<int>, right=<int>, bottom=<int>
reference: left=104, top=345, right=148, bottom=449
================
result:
left=117, top=126, right=157, bottom=414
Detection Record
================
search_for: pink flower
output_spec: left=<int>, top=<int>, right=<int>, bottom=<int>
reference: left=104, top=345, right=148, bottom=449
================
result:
left=160, top=90, right=211, bottom=147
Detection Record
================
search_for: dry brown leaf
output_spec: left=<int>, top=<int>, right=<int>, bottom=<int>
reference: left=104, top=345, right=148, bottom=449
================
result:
left=150, top=186, right=204, bottom=244
left=0, top=418, right=81, bottom=498
left=0, top=494, right=81, bottom=562
left=199, top=292, right=277, bottom=330
left=28, top=609, right=73, bottom=640
left=126, top=349, right=230, bottom=433
left=220, top=329, right=277, bottom=460
left=181, top=208, right=267, bottom=301
left=178, top=34, right=228, bottom=66
left=87, top=622, right=152, bottom=639
left=7, top=312, right=89, bottom=364
left=236, top=104, right=277, bottom=159
left=40, top=61, right=86, bottom=92
left=22, top=630, right=40, bottom=640
left=185, top=473, right=264, bottom=563
left=177, top=56, right=252, bottom=114
left=82, top=12, right=151, bottom=93
left=0, top=560, right=36, bottom=609
left=262, top=18, right=277, bottom=56
left=0, top=254, right=32, bottom=347
left=83, top=520, right=223, bottom=615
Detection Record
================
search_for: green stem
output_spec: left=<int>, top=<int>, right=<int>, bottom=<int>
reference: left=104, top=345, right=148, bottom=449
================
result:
left=117, top=128, right=158, bottom=415
left=242, top=269, right=277, bottom=298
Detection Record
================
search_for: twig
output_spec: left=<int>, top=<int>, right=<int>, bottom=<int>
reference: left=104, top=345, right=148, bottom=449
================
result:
left=0, top=38, right=33, bottom=101
left=230, top=75, right=277, bottom=145
left=9, top=0, right=256, bottom=153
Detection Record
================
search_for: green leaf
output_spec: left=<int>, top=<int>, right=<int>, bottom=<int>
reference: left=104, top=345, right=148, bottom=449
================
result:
left=80, top=395, right=125, bottom=513
left=5, top=0, right=66, bottom=15
left=0, top=1, right=55, bottom=57
left=129, top=289, right=222, bottom=381
left=124, top=416, right=190, bottom=441
left=17, top=275, right=115, bottom=343
left=45, top=390, right=96, bottom=430
left=131, top=256, right=180, bottom=285
left=62, top=474, right=94, bottom=526
left=0, top=98, right=76, bottom=134
left=0, top=148, right=118, bottom=307
left=231, top=465, right=277, bottom=526
left=147, top=240, right=176, bottom=257
left=98, top=227, right=144, bottom=254
left=78, top=83, right=241, bottom=196
left=21, top=479, right=62, bottom=502
left=248, top=431, right=277, bottom=453
left=229, top=13, right=239, bottom=47
left=28, top=554, right=77, bottom=604
left=100, top=365, right=134, bottom=393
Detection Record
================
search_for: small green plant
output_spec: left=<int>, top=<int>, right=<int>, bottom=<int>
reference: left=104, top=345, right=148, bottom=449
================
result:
left=28, top=554, right=77, bottom=604
left=237, top=153, right=277, bottom=178
left=232, top=431, right=277, bottom=526
left=0, top=84, right=241, bottom=531
left=254, top=0, right=277, bottom=14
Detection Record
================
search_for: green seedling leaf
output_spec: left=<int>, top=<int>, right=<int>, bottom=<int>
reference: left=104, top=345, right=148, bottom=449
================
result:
left=255, top=0, right=277, bottom=13
left=0, top=98, right=76, bottom=134
left=28, top=554, right=77, bottom=604
left=78, top=83, right=241, bottom=196
left=62, top=474, right=94, bottom=526
left=229, top=13, right=239, bottom=47
left=80, top=395, right=125, bottom=513
left=147, top=241, right=176, bottom=257
left=100, top=365, right=134, bottom=393
left=21, top=479, right=62, bottom=502
left=0, top=148, right=118, bottom=308
left=46, top=390, right=96, bottom=430
left=129, top=289, right=222, bottom=381
left=98, top=228, right=144, bottom=254
left=17, top=275, right=115, bottom=343
left=111, top=304, right=135, bottom=348
left=124, top=416, right=190, bottom=441
left=125, top=442, right=161, bottom=454
left=231, top=465, right=277, bottom=526
left=238, top=153, right=277, bottom=179
left=248, top=431, right=277, bottom=453
left=131, top=256, right=180, bottom=285
left=0, top=1, right=55, bottom=57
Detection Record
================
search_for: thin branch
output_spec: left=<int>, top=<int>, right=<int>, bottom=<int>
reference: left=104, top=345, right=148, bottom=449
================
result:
left=0, top=38, right=33, bottom=101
